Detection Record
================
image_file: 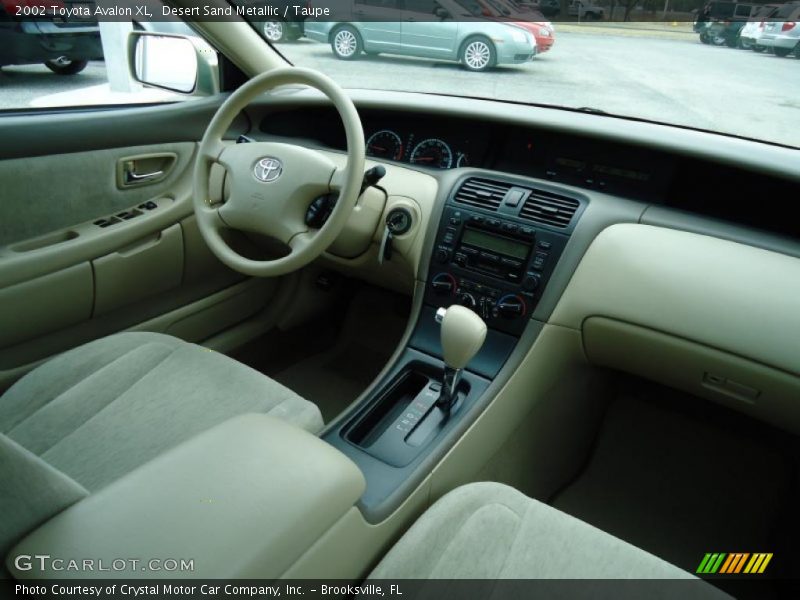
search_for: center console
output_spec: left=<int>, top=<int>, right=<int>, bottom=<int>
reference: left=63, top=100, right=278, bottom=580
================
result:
left=324, top=173, right=588, bottom=520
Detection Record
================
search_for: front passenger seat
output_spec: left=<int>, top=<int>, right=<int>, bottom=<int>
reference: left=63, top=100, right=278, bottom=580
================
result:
left=371, top=482, right=727, bottom=593
left=0, top=332, right=322, bottom=566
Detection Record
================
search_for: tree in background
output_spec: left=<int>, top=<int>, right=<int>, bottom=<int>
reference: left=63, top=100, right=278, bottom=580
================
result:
left=621, top=0, right=643, bottom=21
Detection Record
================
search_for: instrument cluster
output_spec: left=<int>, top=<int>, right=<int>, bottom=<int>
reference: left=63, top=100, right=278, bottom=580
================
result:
left=365, top=127, right=477, bottom=170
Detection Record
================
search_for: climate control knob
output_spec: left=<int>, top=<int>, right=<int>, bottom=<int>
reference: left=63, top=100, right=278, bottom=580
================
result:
left=457, top=292, right=477, bottom=309
left=431, top=273, right=456, bottom=295
left=521, top=273, right=541, bottom=292
left=495, top=294, right=527, bottom=319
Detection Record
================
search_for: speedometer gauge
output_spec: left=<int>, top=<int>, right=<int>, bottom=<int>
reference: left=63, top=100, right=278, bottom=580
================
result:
left=366, top=130, right=403, bottom=161
left=410, top=138, right=453, bottom=169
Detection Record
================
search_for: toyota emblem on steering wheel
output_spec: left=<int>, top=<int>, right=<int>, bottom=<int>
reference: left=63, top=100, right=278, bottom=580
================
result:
left=253, top=157, right=283, bottom=183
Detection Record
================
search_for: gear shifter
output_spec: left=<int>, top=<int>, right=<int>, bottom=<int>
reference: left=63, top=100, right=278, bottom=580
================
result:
left=434, top=305, right=487, bottom=414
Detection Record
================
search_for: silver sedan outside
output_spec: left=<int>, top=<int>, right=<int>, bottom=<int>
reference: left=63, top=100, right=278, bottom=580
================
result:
left=304, top=0, right=536, bottom=72
left=758, top=5, right=800, bottom=57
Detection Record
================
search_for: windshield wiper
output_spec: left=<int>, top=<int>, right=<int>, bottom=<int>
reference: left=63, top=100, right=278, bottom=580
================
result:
left=576, top=107, right=608, bottom=115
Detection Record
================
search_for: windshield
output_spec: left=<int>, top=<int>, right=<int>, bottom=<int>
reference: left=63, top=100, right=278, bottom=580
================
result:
left=252, top=0, right=798, bottom=149
left=0, top=0, right=795, bottom=149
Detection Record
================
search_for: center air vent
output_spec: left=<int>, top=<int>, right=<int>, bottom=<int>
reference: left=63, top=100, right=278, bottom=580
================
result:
left=519, top=189, right=580, bottom=229
left=453, top=178, right=512, bottom=211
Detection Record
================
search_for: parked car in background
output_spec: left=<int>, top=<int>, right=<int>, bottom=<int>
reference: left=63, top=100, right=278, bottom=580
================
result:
left=698, top=0, right=757, bottom=21
left=700, top=18, right=748, bottom=46
left=236, top=0, right=306, bottom=42
left=496, top=0, right=558, bottom=17
left=530, top=19, right=555, bottom=53
left=513, top=0, right=540, bottom=7
left=477, top=0, right=555, bottom=54
left=694, top=1, right=756, bottom=46
left=537, top=0, right=561, bottom=16
left=759, top=1, right=800, bottom=56
left=569, top=0, right=604, bottom=20
left=0, top=0, right=102, bottom=74
left=738, top=3, right=782, bottom=50
left=303, top=0, right=537, bottom=72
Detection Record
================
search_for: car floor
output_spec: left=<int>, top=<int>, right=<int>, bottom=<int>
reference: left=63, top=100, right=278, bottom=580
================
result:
left=232, top=283, right=410, bottom=424
left=550, top=378, right=799, bottom=599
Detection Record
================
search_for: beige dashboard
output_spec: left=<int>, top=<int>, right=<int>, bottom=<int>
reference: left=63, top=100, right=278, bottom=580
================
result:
left=551, top=223, right=800, bottom=433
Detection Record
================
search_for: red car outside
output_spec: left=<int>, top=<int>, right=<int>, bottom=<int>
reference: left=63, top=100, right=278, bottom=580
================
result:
left=475, top=0, right=557, bottom=54
left=526, top=19, right=556, bottom=53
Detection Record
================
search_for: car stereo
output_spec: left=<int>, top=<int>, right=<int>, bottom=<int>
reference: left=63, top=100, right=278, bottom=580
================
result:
left=451, top=226, right=532, bottom=282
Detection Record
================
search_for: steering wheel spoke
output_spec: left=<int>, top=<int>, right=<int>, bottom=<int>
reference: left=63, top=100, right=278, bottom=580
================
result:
left=194, top=203, right=228, bottom=236
left=200, top=138, right=227, bottom=163
left=329, top=166, right=349, bottom=191
left=288, top=230, right=316, bottom=254
left=266, top=210, right=310, bottom=246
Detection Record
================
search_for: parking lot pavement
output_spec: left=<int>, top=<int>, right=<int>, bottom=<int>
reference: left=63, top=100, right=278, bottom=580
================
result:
left=1, top=32, right=798, bottom=149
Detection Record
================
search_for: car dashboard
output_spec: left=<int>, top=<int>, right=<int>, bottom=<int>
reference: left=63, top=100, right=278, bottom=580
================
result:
left=259, top=101, right=800, bottom=242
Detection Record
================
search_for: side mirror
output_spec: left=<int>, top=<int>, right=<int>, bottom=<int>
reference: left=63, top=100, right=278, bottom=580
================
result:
left=128, top=31, right=220, bottom=96
left=434, top=7, right=451, bottom=18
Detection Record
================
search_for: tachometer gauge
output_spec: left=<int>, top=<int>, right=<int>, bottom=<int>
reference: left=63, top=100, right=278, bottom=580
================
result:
left=410, top=138, right=453, bottom=169
left=456, top=153, right=470, bottom=168
left=366, top=130, right=403, bottom=161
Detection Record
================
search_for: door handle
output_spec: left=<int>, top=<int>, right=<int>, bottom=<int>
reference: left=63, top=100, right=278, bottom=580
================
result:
left=124, top=162, right=164, bottom=184
left=117, top=153, right=176, bottom=189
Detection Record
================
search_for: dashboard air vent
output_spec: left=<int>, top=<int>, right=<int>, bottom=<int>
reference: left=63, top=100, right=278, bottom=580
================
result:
left=519, top=189, right=580, bottom=228
left=453, top=178, right=511, bottom=211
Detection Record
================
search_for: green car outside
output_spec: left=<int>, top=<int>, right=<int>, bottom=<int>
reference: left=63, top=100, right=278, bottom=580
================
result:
left=303, top=0, right=536, bottom=72
left=698, top=19, right=748, bottom=47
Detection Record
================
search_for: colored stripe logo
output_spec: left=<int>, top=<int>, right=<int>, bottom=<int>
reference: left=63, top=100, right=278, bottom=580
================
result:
left=696, top=553, right=773, bottom=574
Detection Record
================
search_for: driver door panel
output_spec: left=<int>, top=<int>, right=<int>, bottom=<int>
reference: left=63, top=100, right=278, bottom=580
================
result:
left=0, top=107, right=270, bottom=392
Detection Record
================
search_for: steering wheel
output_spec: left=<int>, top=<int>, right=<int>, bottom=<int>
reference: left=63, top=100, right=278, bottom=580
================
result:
left=192, top=67, right=365, bottom=277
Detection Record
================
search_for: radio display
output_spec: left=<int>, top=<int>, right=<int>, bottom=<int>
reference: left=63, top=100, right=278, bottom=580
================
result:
left=461, top=229, right=529, bottom=260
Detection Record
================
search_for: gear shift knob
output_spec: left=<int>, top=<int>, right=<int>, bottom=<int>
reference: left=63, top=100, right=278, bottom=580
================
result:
left=435, top=305, right=487, bottom=413
left=435, top=305, right=487, bottom=369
